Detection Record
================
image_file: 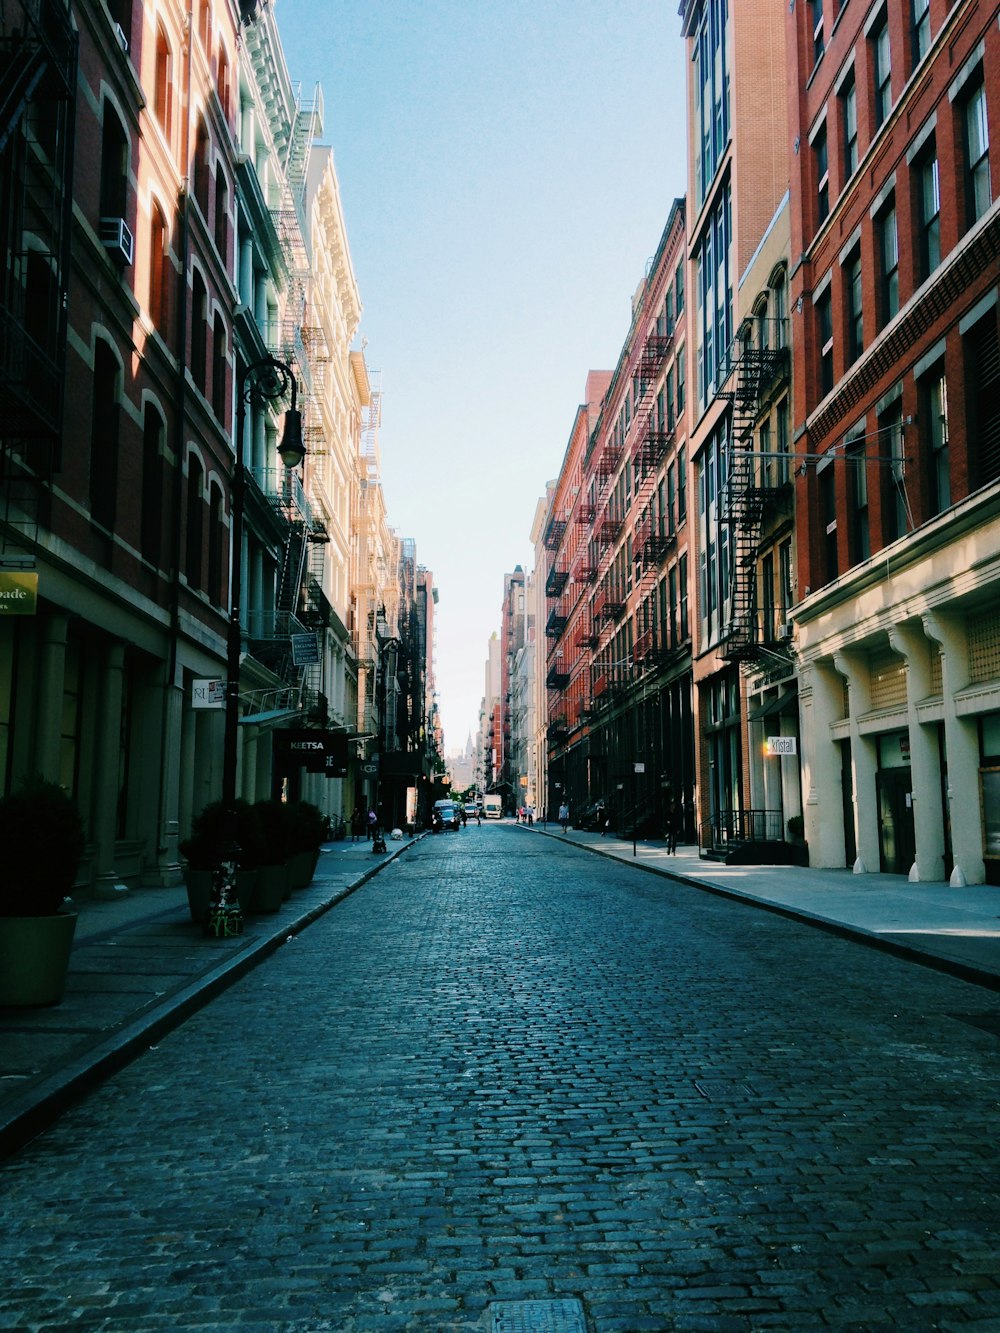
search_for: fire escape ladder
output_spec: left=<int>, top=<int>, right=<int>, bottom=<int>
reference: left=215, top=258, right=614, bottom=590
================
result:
left=277, top=520, right=308, bottom=621
left=717, top=344, right=768, bottom=661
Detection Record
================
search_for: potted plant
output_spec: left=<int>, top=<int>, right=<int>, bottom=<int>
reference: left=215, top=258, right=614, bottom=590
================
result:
left=179, top=800, right=262, bottom=923
left=252, top=799, right=295, bottom=909
left=285, top=800, right=326, bottom=888
left=0, top=776, right=85, bottom=1006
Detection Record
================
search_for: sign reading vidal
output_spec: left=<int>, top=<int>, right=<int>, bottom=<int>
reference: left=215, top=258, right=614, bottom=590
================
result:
left=273, top=728, right=348, bottom=776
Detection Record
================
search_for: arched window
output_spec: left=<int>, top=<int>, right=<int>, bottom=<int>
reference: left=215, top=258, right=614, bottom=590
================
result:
left=90, top=341, right=120, bottom=531
left=185, top=453, right=204, bottom=589
left=154, top=24, right=172, bottom=139
left=208, top=481, right=224, bottom=604
left=213, top=167, right=227, bottom=257
left=148, top=200, right=169, bottom=331
left=193, top=117, right=211, bottom=216
left=99, top=105, right=128, bottom=222
left=191, top=271, right=207, bottom=392
left=211, top=312, right=227, bottom=420
left=105, top=0, right=133, bottom=51
left=198, top=0, right=211, bottom=50
left=217, top=46, right=231, bottom=121
left=141, top=403, right=164, bottom=565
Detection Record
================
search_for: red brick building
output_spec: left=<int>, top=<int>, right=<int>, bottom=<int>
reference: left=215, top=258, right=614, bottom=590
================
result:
left=788, top=0, right=1000, bottom=881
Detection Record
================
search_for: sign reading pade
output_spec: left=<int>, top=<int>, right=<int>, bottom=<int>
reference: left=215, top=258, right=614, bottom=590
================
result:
left=273, top=727, right=348, bottom=776
left=0, top=572, right=38, bottom=615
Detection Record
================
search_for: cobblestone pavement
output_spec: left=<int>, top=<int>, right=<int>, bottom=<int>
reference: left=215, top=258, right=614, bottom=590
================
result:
left=2, top=826, right=1000, bottom=1332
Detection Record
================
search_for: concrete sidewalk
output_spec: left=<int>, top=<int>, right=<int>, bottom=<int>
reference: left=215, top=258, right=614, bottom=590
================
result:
left=0, top=835, right=418, bottom=1159
left=527, top=819, right=1000, bottom=990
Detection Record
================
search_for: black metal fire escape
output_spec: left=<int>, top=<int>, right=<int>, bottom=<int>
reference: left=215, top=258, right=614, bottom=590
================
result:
left=717, top=330, right=790, bottom=661
left=0, top=0, right=78, bottom=561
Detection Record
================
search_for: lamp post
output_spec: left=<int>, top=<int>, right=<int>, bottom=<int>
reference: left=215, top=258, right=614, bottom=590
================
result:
left=210, top=356, right=304, bottom=938
left=375, top=630, right=402, bottom=844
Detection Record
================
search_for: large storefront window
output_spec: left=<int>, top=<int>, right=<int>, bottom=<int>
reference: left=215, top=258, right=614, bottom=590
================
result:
left=705, top=672, right=741, bottom=822
left=981, top=714, right=1000, bottom=883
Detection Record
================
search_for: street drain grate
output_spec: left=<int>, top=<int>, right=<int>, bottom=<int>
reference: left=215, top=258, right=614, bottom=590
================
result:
left=695, top=1078, right=757, bottom=1100
left=486, top=1298, right=587, bottom=1333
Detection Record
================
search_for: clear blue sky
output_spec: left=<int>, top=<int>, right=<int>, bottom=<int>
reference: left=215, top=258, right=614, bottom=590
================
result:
left=277, top=1, right=689, bottom=752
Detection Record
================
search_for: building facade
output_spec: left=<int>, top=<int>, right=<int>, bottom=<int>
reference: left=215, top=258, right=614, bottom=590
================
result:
left=788, top=0, right=1000, bottom=884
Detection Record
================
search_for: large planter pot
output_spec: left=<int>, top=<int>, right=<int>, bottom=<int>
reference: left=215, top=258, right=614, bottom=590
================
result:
left=253, top=863, right=289, bottom=913
left=0, top=911, right=78, bottom=1006
left=287, top=848, right=319, bottom=890
left=185, top=868, right=257, bottom=923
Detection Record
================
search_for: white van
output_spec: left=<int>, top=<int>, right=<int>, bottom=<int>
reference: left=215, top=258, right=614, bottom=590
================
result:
left=482, top=794, right=503, bottom=819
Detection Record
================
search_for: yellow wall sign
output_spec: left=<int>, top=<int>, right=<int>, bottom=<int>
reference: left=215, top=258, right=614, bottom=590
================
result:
left=0, top=572, right=38, bottom=615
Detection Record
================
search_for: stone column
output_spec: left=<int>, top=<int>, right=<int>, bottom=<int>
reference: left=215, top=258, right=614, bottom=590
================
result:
left=888, top=621, right=945, bottom=882
left=154, top=659, right=185, bottom=885
left=35, top=612, right=68, bottom=780
left=799, top=659, right=848, bottom=868
left=92, top=641, right=128, bottom=899
left=834, top=650, right=879, bottom=874
left=923, top=610, right=984, bottom=885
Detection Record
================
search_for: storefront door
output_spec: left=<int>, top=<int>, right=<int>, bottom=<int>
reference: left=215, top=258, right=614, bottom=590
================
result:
left=877, top=767, right=915, bottom=874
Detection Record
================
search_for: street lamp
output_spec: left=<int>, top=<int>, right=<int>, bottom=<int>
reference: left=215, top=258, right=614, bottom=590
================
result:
left=210, top=356, right=305, bottom=937
left=375, top=628, right=402, bottom=845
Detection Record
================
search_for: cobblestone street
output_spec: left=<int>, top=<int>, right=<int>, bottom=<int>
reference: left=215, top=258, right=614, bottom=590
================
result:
left=3, top=825, right=1000, bottom=1331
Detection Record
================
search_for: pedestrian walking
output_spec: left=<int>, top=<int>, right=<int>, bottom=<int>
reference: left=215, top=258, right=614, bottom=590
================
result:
left=558, top=800, right=570, bottom=833
left=350, top=805, right=365, bottom=843
left=526, top=804, right=534, bottom=827
left=367, top=807, right=378, bottom=841
left=597, top=801, right=607, bottom=835
left=666, top=799, right=681, bottom=854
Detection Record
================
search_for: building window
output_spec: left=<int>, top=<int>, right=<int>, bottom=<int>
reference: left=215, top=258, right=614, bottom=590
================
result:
left=776, top=397, right=791, bottom=484
left=921, top=365, right=950, bottom=515
left=819, top=461, right=838, bottom=584
left=218, top=47, right=231, bottom=121
left=845, top=248, right=863, bottom=365
left=208, top=482, right=223, bottom=605
left=149, top=200, right=169, bottom=332
left=814, top=122, right=830, bottom=226
left=211, top=312, right=226, bottom=420
left=847, top=436, right=870, bottom=564
left=911, top=0, right=930, bottom=65
left=677, top=443, right=687, bottom=522
left=191, top=271, right=208, bottom=393
left=964, top=81, right=992, bottom=228
left=214, top=168, right=227, bottom=257
left=666, top=462, right=676, bottom=532
left=916, top=147, right=940, bottom=279
left=186, top=454, right=203, bottom=590
left=99, top=105, right=128, bottom=224
left=761, top=550, right=776, bottom=642
left=90, top=341, right=120, bottom=532
left=679, top=552, right=689, bottom=640
left=880, top=397, right=908, bottom=544
left=964, top=312, right=1000, bottom=490
left=877, top=200, right=899, bottom=328
left=668, top=565, right=678, bottom=648
left=872, top=17, right=892, bottom=131
left=841, top=74, right=858, bottom=178
left=810, top=0, right=824, bottom=66
left=695, top=183, right=732, bottom=408
left=154, top=23, right=172, bottom=139
left=772, top=271, right=787, bottom=348
left=141, top=404, right=164, bottom=566
left=816, top=286, right=833, bottom=397
left=693, top=0, right=730, bottom=206
left=676, top=346, right=686, bottom=416
left=193, top=117, right=211, bottom=217
left=779, top=539, right=793, bottom=620
left=675, top=260, right=684, bottom=315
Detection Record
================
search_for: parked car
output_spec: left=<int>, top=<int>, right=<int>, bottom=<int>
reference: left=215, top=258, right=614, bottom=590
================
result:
left=463, top=802, right=480, bottom=818
left=433, top=800, right=461, bottom=831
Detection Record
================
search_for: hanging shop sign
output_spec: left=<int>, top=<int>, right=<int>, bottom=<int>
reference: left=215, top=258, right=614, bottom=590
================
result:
left=273, top=727, right=348, bottom=775
left=0, top=571, right=38, bottom=615
left=291, top=633, right=320, bottom=666
left=192, top=678, right=225, bottom=708
left=765, top=736, right=798, bottom=756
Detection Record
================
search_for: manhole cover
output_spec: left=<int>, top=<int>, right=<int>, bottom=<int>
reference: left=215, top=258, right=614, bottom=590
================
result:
left=486, top=1298, right=587, bottom=1333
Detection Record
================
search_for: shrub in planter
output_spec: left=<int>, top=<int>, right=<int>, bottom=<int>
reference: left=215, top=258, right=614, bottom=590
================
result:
left=0, top=776, right=85, bottom=1005
left=179, top=799, right=262, bottom=921
left=285, top=800, right=325, bottom=887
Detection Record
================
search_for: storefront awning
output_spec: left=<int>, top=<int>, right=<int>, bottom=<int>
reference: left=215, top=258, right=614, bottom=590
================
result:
left=748, top=687, right=796, bottom=722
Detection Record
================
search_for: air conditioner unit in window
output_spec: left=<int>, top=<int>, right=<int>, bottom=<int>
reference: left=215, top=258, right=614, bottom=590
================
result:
left=100, top=216, right=134, bottom=266
left=777, top=622, right=794, bottom=641
left=113, top=22, right=129, bottom=53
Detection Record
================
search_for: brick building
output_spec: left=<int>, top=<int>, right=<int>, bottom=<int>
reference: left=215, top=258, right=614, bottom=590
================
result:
left=544, top=203, right=694, bottom=835
left=788, top=0, right=1000, bottom=883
